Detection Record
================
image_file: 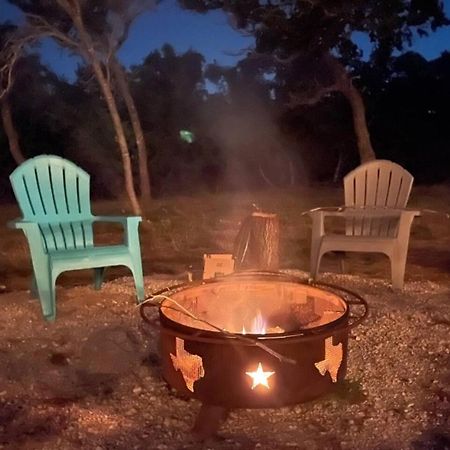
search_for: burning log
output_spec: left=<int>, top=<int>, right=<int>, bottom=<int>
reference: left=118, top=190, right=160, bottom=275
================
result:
left=233, top=212, right=280, bottom=271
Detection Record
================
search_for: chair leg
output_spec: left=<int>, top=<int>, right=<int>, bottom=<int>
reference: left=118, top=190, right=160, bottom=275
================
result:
left=390, top=247, right=408, bottom=290
left=35, top=272, right=56, bottom=321
left=30, top=274, right=38, bottom=299
left=310, top=240, right=323, bottom=280
left=130, top=258, right=145, bottom=303
left=94, top=267, right=105, bottom=290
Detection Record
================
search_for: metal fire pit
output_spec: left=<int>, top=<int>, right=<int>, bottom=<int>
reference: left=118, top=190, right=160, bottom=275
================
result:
left=141, top=272, right=368, bottom=411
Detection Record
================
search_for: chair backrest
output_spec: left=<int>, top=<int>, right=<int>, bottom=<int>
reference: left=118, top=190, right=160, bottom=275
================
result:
left=343, top=160, right=414, bottom=237
left=10, top=155, right=94, bottom=251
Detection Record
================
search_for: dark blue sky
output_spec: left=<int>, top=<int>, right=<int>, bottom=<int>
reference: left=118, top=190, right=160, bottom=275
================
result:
left=2, top=0, right=450, bottom=81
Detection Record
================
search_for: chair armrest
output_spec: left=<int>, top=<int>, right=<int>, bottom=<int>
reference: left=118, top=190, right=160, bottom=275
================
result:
left=305, top=207, right=420, bottom=219
left=92, top=215, right=142, bottom=225
left=7, top=219, right=41, bottom=230
left=304, top=207, right=420, bottom=238
left=6, top=219, right=47, bottom=254
left=397, top=210, right=421, bottom=241
left=92, top=215, right=142, bottom=248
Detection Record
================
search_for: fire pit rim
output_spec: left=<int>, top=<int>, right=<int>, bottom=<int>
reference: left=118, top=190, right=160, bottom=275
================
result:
left=141, top=271, right=368, bottom=343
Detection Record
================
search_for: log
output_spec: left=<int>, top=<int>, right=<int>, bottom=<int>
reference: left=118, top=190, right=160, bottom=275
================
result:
left=233, top=212, right=280, bottom=271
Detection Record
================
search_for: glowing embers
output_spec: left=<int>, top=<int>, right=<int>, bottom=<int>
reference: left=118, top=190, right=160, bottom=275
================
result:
left=314, top=336, right=343, bottom=383
left=170, top=337, right=205, bottom=392
left=245, top=362, right=275, bottom=390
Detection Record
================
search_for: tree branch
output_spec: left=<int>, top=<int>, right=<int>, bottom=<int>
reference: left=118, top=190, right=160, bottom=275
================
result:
left=25, top=13, right=80, bottom=50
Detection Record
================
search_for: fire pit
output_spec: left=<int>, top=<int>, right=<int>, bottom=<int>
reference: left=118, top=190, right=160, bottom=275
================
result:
left=142, top=272, right=367, bottom=403
left=140, top=271, right=367, bottom=436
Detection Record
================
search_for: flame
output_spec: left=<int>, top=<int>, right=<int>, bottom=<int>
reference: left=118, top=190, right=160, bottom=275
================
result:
left=252, top=310, right=266, bottom=334
left=242, top=310, right=266, bottom=335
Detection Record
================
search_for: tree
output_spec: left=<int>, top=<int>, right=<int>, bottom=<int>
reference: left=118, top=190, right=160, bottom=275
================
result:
left=9, top=0, right=156, bottom=214
left=180, top=0, right=449, bottom=163
left=129, top=45, right=212, bottom=194
left=0, top=22, right=26, bottom=164
left=72, top=0, right=156, bottom=204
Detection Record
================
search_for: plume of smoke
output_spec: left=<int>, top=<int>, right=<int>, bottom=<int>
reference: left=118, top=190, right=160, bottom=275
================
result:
left=202, top=95, right=306, bottom=191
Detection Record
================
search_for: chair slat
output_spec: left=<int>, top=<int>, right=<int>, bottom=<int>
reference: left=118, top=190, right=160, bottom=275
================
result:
left=351, top=168, right=367, bottom=235
left=39, top=224, right=58, bottom=252
left=59, top=223, right=75, bottom=249
left=81, top=220, right=94, bottom=247
left=70, top=221, right=86, bottom=249
left=375, top=168, right=391, bottom=206
left=11, top=175, right=36, bottom=219
left=21, top=170, right=47, bottom=219
left=366, top=166, right=382, bottom=236
left=77, top=175, right=91, bottom=216
left=49, top=164, right=71, bottom=218
left=34, top=163, right=59, bottom=219
left=386, top=169, right=404, bottom=207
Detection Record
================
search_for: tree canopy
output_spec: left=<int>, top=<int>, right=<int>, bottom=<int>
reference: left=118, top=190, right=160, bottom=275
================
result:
left=1, top=1, right=449, bottom=201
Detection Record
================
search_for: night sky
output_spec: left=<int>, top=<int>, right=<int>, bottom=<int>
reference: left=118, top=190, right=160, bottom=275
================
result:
left=1, top=0, right=450, bottom=82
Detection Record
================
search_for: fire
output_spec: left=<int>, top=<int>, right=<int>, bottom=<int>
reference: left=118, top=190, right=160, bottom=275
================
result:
left=242, top=310, right=267, bottom=335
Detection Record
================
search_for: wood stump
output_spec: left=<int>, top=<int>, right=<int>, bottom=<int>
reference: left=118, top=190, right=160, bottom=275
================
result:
left=233, top=212, right=279, bottom=271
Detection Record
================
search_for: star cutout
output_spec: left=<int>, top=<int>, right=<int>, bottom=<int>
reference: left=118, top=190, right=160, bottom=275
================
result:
left=314, top=336, right=343, bottom=383
left=246, top=362, right=275, bottom=389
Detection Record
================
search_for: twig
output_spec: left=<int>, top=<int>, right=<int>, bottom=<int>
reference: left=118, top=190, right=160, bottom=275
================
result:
left=140, top=294, right=297, bottom=365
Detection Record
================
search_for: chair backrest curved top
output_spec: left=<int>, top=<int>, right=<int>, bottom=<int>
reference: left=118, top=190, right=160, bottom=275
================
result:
left=343, top=160, right=414, bottom=237
left=10, top=154, right=92, bottom=222
left=344, top=159, right=413, bottom=208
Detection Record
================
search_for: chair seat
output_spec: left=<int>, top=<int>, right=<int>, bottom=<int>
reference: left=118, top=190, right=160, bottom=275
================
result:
left=49, top=245, right=131, bottom=271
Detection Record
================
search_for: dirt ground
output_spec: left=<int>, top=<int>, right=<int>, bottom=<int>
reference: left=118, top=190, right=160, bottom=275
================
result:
left=0, top=187, right=449, bottom=450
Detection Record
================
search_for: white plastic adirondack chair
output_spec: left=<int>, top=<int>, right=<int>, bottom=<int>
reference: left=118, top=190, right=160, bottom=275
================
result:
left=306, top=160, right=420, bottom=289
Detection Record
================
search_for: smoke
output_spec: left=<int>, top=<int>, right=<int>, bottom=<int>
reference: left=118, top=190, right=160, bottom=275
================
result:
left=202, top=94, right=306, bottom=191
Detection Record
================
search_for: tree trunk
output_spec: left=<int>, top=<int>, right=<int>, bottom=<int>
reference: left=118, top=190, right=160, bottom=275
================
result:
left=340, top=80, right=376, bottom=163
left=1, top=97, right=25, bottom=165
left=333, top=149, right=344, bottom=183
left=111, top=57, right=152, bottom=205
left=71, top=15, right=142, bottom=216
left=324, top=55, right=377, bottom=164
left=233, top=212, right=280, bottom=271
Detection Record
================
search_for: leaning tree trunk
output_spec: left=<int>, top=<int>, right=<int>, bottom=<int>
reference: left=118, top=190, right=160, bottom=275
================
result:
left=1, top=97, right=25, bottom=165
left=321, top=54, right=376, bottom=164
left=111, top=57, right=152, bottom=205
left=340, top=77, right=376, bottom=163
left=70, top=14, right=141, bottom=216
left=233, top=212, right=280, bottom=271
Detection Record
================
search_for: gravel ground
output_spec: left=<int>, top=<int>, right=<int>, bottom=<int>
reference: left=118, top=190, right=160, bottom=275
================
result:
left=0, top=271, right=449, bottom=450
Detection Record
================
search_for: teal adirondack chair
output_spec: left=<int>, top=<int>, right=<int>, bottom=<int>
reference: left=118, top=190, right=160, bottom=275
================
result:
left=8, top=155, right=145, bottom=321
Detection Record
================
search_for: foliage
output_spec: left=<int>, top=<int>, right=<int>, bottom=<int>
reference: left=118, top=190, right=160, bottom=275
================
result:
left=1, top=1, right=450, bottom=199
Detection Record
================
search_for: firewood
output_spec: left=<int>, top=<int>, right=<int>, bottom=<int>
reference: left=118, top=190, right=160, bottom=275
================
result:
left=233, top=212, right=280, bottom=271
